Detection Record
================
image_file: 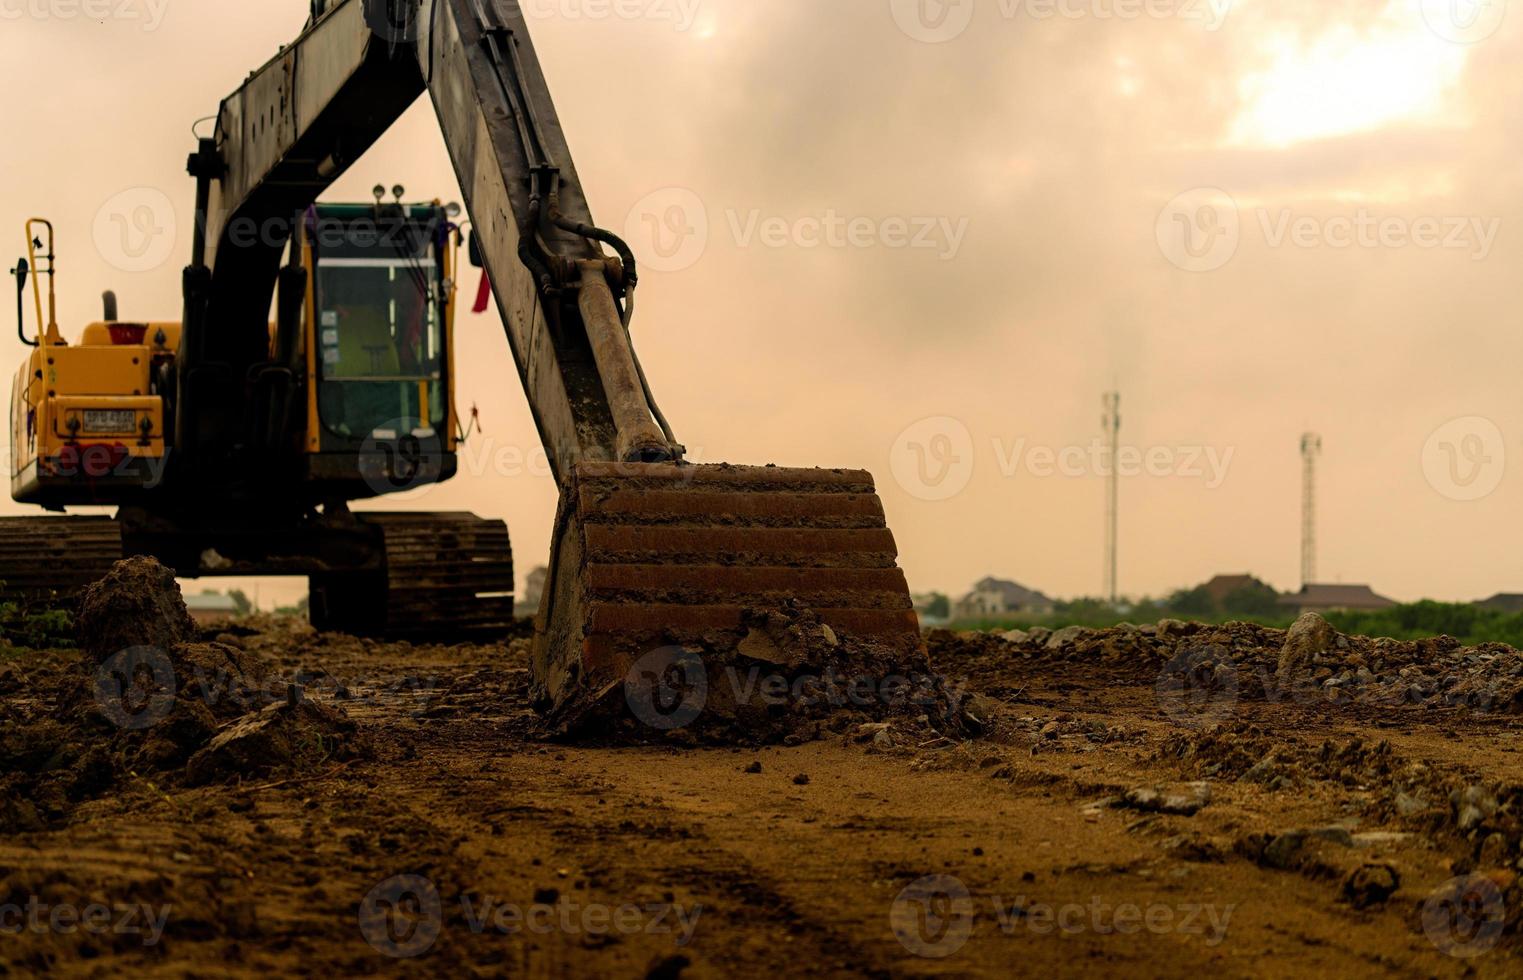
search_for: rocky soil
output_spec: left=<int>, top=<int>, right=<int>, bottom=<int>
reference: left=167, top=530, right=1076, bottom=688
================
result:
left=1, top=575, right=1521, bottom=977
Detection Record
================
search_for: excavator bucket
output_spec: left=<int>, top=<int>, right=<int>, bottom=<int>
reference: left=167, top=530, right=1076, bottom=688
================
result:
left=532, top=462, right=927, bottom=732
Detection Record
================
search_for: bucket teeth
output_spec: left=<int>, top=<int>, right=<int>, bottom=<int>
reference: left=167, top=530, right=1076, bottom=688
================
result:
left=532, top=463, right=925, bottom=727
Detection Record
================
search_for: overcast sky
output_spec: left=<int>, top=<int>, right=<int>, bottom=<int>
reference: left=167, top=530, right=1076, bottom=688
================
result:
left=2, top=0, right=1519, bottom=608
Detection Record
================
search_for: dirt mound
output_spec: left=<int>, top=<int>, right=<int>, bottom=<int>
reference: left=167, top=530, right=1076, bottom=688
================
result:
left=0, top=560, right=371, bottom=831
left=589, top=602, right=965, bottom=746
left=929, top=616, right=1523, bottom=719
left=76, top=556, right=198, bottom=662
left=185, top=696, right=364, bottom=785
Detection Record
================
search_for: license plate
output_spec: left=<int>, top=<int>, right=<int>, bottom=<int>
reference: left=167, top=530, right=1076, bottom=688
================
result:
left=82, top=409, right=136, bottom=433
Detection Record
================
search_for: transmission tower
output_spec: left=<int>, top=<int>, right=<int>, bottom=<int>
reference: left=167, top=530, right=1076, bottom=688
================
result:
left=1301, top=433, right=1322, bottom=588
left=1102, top=392, right=1121, bottom=604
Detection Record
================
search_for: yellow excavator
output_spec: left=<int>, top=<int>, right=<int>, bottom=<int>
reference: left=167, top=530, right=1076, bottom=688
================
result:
left=4, top=0, right=922, bottom=725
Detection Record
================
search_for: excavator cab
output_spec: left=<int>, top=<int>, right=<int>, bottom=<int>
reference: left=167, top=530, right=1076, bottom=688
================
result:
left=298, top=201, right=458, bottom=496
left=306, top=204, right=447, bottom=451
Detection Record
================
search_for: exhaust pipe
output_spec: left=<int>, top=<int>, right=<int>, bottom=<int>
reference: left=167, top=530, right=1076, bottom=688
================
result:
left=102, top=290, right=118, bottom=321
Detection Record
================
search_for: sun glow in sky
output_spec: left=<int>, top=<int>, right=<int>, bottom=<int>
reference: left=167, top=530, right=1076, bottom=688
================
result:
left=1229, top=6, right=1469, bottom=147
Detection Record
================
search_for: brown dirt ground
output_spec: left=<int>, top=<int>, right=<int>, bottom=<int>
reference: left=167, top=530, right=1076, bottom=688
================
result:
left=3, top=617, right=1522, bottom=979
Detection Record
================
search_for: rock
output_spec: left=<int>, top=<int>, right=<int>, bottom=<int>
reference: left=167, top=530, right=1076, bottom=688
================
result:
left=1157, top=620, right=1188, bottom=641
left=1000, top=629, right=1031, bottom=644
left=743, top=761, right=762, bottom=774
left=1341, top=863, right=1399, bottom=909
left=185, top=698, right=364, bottom=785
left=792, top=773, right=811, bottom=786
left=1453, top=785, right=1498, bottom=832
left=1039, top=721, right=1061, bottom=739
left=1479, top=832, right=1511, bottom=868
left=1121, top=782, right=1212, bottom=816
left=960, top=693, right=1004, bottom=731
left=1393, top=791, right=1429, bottom=818
left=1278, top=613, right=1339, bottom=683
left=1307, top=826, right=1355, bottom=848
left=1261, top=832, right=1308, bottom=870
left=1046, top=626, right=1088, bottom=651
left=77, top=557, right=198, bottom=663
left=1025, top=627, right=1052, bottom=645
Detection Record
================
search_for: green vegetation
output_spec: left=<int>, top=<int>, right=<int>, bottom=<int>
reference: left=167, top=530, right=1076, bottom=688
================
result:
left=0, top=598, right=74, bottom=651
left=955, top=598, right=1523, bottom=647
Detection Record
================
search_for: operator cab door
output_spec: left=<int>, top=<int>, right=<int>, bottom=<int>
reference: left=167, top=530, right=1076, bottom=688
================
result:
left=303, top=204, right=451, bottom=479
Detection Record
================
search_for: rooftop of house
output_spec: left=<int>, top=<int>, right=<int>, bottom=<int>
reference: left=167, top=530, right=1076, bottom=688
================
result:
left=1279, top=584, right=1396, bottom=609
left=963, top=577, right=1053, bottom=606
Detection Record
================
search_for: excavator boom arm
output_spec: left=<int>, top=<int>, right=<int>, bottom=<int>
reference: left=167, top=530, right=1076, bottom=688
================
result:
left=182, top=0, right=667, bottom=474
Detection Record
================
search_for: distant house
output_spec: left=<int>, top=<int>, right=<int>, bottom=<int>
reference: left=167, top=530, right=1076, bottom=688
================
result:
left=516, top=566, right=548, bottom=617
left=954, top=577, right=1054, bottom=620
left=1479, top=594, right=1523, bottom=614
left=1279, top=584, right=1396, bottom=615
left=185, top=592, right=240, bottom=625
left=1201, top=574, right=1270, bottom=606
